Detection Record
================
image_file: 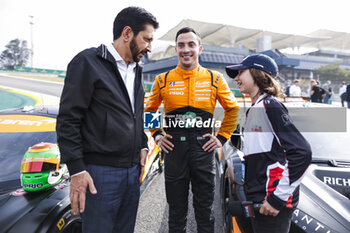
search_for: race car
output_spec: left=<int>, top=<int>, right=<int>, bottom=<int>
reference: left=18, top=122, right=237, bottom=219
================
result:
left=0, top=105, right=164, bottom=233
left=217, top=101, right=350, bottom=233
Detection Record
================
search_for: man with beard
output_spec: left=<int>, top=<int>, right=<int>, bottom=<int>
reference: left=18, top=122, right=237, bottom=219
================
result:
left=56, top=7, right=158, bottom=233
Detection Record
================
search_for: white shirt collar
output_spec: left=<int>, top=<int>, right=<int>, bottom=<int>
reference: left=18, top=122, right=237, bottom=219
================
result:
left=106, top=43, right=136, bottom=69
left=106, top=43, right=136, bottom=113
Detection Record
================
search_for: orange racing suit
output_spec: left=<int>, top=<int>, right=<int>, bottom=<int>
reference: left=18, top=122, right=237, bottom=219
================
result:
left=146, top=65, right=239, bottom=143
left=145, top=65, right=239, bottom=233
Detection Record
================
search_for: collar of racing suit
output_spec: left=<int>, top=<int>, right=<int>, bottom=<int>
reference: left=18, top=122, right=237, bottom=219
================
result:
left=174, top=65, right=202, bottom=79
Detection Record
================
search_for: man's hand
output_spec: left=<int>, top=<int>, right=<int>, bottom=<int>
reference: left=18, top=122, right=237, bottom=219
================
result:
left=70, top=172, right=97, bottom=215
left=259, top=200, right=279, bottom=216
left=157, top=134, right=174, bottom=154
left=202, top=134, right=222, bottom=152
left=139, top=149, right=148, bottom=184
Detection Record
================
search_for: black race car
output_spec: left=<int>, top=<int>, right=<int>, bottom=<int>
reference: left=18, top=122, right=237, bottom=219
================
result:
left=217, top=102, right=350, bottom=233
left=0, top=105, right=163, bottom=233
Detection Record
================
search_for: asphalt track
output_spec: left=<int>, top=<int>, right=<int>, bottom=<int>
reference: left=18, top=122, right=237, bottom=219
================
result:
left=0, top=74, right=224, bottom=232
left=0, top=74, right=63, bottom=97
left=135, top=171, right=223, bottom=233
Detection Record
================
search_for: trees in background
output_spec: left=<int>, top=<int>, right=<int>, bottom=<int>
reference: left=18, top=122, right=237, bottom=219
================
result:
left=0, top=39, right=31, bottom=70
left=314, top=63, right=350, bottom=82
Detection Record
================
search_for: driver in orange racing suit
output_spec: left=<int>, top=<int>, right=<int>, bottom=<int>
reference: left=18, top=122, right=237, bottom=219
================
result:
left=145, top=27, right=239, bottom=233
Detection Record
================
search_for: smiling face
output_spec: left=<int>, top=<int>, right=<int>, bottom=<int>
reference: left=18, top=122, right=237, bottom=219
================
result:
left=175, top=32, right=203, bottom=70
left=234, top=69, right=259, bottom=96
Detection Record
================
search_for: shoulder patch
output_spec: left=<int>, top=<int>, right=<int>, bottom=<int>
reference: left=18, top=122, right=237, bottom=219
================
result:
left=281, top=113, right=292, bottom=126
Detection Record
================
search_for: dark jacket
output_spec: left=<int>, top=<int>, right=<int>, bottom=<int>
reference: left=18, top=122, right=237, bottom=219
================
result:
left=243, top=94, right=312, bottom=211
left=310, top=85, right=320, bottom=102
left=346, top=84, right=350, bottom=102
left=57, top=44, right=148, bottom=175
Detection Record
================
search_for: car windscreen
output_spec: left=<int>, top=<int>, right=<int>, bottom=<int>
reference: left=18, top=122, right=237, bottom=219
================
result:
left=286, top=104, right=349, bottom=162
left=302, top=132, right=350, bottom=161
left=0, top=132, right=57, bottom=191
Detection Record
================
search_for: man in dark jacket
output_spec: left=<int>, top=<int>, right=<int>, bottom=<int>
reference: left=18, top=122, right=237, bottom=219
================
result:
left=310, top=79, right=320, bottom=102
left=56, top=7, right=158, bottom=233
left=346, top=82, right=350, bottom=109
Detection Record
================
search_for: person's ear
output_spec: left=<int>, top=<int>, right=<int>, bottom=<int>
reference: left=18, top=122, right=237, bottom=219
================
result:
left=198, top=44, right=203, bottom=55
left=121, top=26, right=134, bottom=42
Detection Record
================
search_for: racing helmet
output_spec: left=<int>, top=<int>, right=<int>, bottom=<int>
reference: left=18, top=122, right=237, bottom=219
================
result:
left=20, top=142, right=68, bottom=191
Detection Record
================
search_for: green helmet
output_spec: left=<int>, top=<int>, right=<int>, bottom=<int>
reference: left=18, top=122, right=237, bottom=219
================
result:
left=20, top=142, right=68, bottom=192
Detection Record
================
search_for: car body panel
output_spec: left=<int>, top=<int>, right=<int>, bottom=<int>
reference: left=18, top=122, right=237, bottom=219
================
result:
left=1, top=184, right=71, bottom=233
left=293, top=165, right=350, bottom=233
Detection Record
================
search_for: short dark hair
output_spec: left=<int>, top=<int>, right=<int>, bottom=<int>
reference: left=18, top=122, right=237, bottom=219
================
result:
left=175, top=27, right=201, bottom=44
left=113, top=6, right=159, bottom=40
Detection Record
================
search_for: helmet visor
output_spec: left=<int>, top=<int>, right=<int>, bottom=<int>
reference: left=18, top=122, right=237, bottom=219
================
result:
left=21, top=157, right=60, bottom=173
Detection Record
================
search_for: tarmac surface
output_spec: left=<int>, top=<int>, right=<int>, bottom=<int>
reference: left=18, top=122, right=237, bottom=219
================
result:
left=0, top=73, right=63, bottom=97
left=135, top=171, right=224, bottom=233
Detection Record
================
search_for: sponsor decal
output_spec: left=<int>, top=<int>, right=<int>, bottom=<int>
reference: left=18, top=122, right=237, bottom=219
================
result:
left=57, top=218, right=65, bottom=230
left=251, top=125, right=262, bottom=132
left=293, top=209, right=333, bottom=233
left=144, top=111, right=162, bottom=129
left=195, top=81, right=210, bottom=87
left=281, top=113, right=292, bottom=126
left=169, top=81, right=184, bottom=87
left=195, top=97, right=210, bottom=101
left=195, top=89, right=211, bottom=92
left=169, top=91, right=184, bottom=95
left=195, top=93, right=210, bottom=96
left=0, top=118, right=55, bottom=126
left=253, top=63, right=264, bottom=68
left=11, top=188, right=28, bottom=196
left=315, top=170, right=350, bottom=187
left=24, top=183, right=44, bottom=189
left=168, top=87, right=187, bottom=91
left=0, top=115, right=56, bottom=132
left=323, top=176, right=350, bottom=186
